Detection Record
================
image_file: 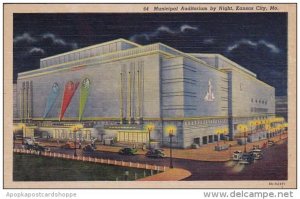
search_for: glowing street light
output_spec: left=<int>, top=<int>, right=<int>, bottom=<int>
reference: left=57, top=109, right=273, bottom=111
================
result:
left=265, top=124, right=271, bottom=145
left=214, top=128, right=222, bottom=147
left=145, top=123, right=155, bottom=149
left=165, top=125, right=176, bottom=169
left=20, top=124, right=26, bottom=145
left=215, top=127, right=228, bottom=146
left=238, top=124, right=248, bottom=153
left=72, top=124, right=83, bottom=157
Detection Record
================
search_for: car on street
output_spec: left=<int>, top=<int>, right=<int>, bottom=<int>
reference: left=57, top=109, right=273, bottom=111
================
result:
left=62, top=141, right=76, bottom=149
left=83, top=144, right=96, bottom=152
left=232, top=150, right=243, bottom=161
left=34, top=144, right=51, bottom=152
left=118, top=147, right=138, bottom=155
left=251, top=149, right=263, bottom=160
left=23, top=138, right=35, bottom=145
left=268, top=140, right=275, bottom=147
left=239, top=152, right=255, bottom=165
left=24, top=143, right=50, bottom=152
left=145, top=149, right=165, bottom=158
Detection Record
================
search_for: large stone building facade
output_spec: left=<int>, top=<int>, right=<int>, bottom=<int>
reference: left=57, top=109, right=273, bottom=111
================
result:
left=14, top=39, right=276, bottom=148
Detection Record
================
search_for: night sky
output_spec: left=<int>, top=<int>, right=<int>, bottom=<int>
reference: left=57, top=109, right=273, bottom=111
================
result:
left=13, top=13, right=287, bottom=96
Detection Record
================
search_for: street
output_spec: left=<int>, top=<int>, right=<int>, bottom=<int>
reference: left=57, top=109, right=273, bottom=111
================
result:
left=29, top=139, right=288, bottom=181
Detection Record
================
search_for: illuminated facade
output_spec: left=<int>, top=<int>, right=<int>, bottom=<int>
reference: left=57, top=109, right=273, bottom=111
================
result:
left=14, top=38, right=276, bottom=148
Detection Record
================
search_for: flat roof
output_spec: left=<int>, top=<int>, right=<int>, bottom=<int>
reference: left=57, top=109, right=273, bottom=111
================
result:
left=40, top=38, right=141, bottom=61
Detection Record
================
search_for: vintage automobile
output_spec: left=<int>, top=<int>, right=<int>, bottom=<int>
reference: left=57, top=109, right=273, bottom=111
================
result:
left=239, top=152, right=255, bottom=165
left=34, top=144, right=50, bottom=152
left=62, top=141, right=76, bottom=149
left=23, top=137, right=35, bottom=145
left=145, top=149, right=165, bottom=158
left=251, top=149, right=263, bottom=160
left=24, top=143, right=50, bottom=152
left=268, top=140, right=275, bottom=147
left=83, top=144, right=96, bottom=152
left=232, top=150, right=243, bottom=161
left=118, top=147, right=138, bottom=155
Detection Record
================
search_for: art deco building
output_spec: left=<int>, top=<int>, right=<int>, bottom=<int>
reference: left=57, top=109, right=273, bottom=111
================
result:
left=14, top=38, right=276, bottom=148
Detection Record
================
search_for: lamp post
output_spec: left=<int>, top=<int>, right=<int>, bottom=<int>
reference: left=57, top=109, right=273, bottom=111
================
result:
left=145, top=124, right=155, bottom=150
left=223, top=128, right=228, bottom=144
left=72, top=125, right=81, bottom=157
left=243, top=127, right=247, bottom=153
left=238, top=124, right=248, bottom=153
left=166, top=125, right=176, bottom=169
left=21, top=124, right=25, bottom=145
left=169, top=129, right=174, bottom=169
left=214, top=128, right=221, bottom=147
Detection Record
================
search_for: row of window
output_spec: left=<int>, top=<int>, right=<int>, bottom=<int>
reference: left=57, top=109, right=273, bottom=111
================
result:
left=184, top=119, right=227, bottom=126
left=251, top=98, right=268, bottom=105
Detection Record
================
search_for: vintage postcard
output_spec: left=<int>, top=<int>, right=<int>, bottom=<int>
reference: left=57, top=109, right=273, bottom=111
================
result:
left=3, top=3, right=296, bottom=188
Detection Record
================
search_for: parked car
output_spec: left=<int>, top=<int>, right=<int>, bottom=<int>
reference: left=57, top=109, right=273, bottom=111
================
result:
left=62, top=141, right=76, bottom=149
left=251, top=149, right=263, bottom=160
left=83, top=144, right=96, bottom=152
left=24, top=143, right=35, bottom=150
left=232, top=150, right=243, bottom=161
left=23, top=138, right=35, bottom=145
left=34, top=144, right=50, bottom=152
left=268, top=140, right=275, bottom=147
left=24, top=143, right=50, bottom=152
left=239, top=152, right=255, bottom=165
left=145, top=149, right=165, bottom=158
left=118, top=147, right=138, bottom=155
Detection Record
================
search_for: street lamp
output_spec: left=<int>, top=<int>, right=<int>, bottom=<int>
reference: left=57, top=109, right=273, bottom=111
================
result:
left=243, top=126, right=248, bottom=153
left=222, top=127, right=229, bottom=144
left=265, top=124, right=270, bottom=141
left=21, top=124, right=26, bottom=145
left=72, top=125, right=82, bottom=157
left=238, top=124, right=248, bottom=153
left=214, top=128, right=222, bottom=147
left=145, top=123, right=155, bottom=149
left=165, top=125, right=176, bottom=169
left=248, top=120, right=255, bottom=141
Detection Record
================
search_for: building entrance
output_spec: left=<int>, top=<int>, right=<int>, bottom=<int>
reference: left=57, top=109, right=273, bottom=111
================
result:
left=117, top=131, right=149, bottom=143
left=194, top=137, right=201, bottom=145
left=202, top=136, right=208, bottom=144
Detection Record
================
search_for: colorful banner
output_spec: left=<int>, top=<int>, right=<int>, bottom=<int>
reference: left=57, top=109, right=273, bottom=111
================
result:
left=43, top=83, right=60, bottom=118
left=79, top=78, right=91, bottom=121
left=59, top=81, right=79, bottom=120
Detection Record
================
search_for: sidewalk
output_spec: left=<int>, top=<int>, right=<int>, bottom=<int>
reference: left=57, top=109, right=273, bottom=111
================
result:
left=137, top=168, right=191, bottom=181
left=92, top=133, right=287, bottom=162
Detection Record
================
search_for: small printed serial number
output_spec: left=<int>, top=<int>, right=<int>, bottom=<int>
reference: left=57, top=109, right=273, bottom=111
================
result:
left=269, top=182, right=285, bottom=186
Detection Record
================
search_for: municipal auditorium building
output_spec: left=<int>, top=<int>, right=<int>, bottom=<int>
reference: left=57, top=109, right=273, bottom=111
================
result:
left=13, top=38, right=278, bottom=148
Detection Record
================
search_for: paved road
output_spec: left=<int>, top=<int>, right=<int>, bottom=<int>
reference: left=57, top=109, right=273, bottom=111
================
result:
left=52, top=140, right=287, bottom=180
left=16, top=140, right=287, bottom=181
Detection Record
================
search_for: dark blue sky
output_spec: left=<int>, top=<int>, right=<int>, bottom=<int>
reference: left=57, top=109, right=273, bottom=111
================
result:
left=13, top=13, right=287, bottom=96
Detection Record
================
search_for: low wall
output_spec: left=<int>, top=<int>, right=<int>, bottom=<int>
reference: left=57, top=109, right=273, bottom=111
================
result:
left=13, top=149, right=167, bottom=172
